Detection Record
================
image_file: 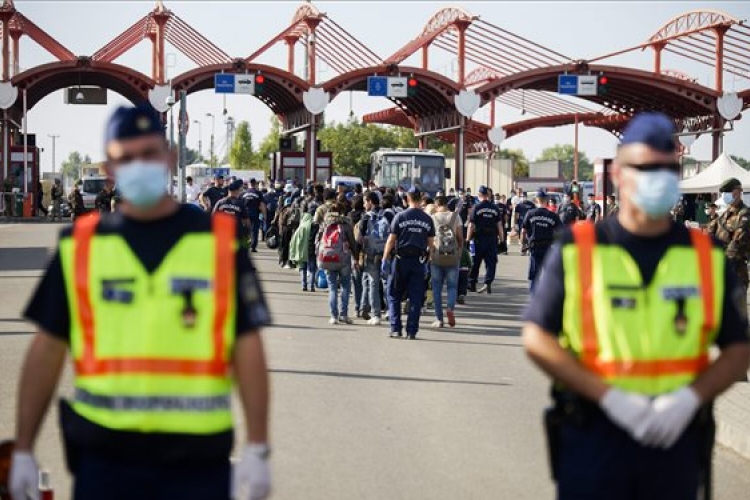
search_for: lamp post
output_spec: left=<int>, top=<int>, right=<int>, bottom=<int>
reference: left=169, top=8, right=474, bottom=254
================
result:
left=206, top=112, right=215, bottom=175
left=47, top=134, right=59, bottom=174
left=193, top=119, right=203, bottom=160
left=225, top=116, right=235, bottom=155
left=166, top=92, right=176, bottom=150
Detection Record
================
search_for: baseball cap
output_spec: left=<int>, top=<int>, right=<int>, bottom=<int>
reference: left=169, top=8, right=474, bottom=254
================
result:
left=620, top=112, right=676, bottom=154
left=228, top=179, right=243, bottom=191
left=105, top=103, right=162, bottom=143
left=477, top=186, right=489, bottom=195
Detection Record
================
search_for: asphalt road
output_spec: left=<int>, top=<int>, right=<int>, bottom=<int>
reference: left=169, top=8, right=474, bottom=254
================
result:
left=1, top=221, right=749, bottom=499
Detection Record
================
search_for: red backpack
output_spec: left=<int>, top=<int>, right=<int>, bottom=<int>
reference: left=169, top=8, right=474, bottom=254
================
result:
left=317, top=217, right=350, bottom=270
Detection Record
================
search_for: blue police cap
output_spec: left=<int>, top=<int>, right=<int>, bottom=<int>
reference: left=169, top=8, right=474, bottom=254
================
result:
left=407, top=186, right=421, bottom=195
left=228, top=179, right=243, bottom=191
left=535, top=189, right=547, bottom=198
left=105, top=103, right=163, bottom=143
left=620, top=112, right=676, bottom=153
left=477, top=185, right=489, bottom=195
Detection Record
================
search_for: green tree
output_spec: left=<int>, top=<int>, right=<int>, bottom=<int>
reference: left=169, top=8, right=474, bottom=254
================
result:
left=731, top=155, right=750, bottom=170
left=229, top=121, right=254, bottom=170
left=254, top=116, right=284, bottom=174
left=498, top=148, right=530, bottom=178
left=60, top=151, right=83, bottom=183
left=318, top=117, right=400, bottom=178
left=538, top=144, right=593, bottom=181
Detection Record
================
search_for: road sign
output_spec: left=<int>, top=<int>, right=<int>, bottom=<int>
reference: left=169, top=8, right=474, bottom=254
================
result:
left=388, top=77, right=408, bottom=98
left=215, top=74, right=235, bottom=94
left=577, top=75, right=598, bottom=96
left=557, top=75, right=578, bottom=95
left=235, top=75, right=255, bottom=95
left=367, top=76, right=388, bottom=97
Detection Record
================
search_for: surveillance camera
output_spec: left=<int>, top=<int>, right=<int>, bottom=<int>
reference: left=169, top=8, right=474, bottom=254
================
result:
left=165, top=95, right=176, bottom=106
left=75, top=91, right=85, bottom=102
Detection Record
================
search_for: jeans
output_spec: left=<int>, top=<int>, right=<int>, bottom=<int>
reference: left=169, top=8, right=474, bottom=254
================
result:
left=362, top=261, right=382, bottom=317
left=352, top=266, right=364, bottom=312
left=300, top=259, right=317, bottom=289
left=431, top=264, right=458, bottom=322
left=326, top=265, right=351, bottom=318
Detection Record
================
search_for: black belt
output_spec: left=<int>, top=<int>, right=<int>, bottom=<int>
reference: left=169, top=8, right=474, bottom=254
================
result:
left=396, top=247, right=424, bottom=258
left=529, top=240, right=552, bottom=249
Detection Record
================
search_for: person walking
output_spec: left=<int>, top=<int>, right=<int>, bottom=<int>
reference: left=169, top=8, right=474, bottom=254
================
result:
left=36, top=182, right=48, bottom=217
left=317, top=209, right=357, bottom=324
left=200, top=174, right=227, bottom=212
left=49, top=178, right=63, bottom=221
left=522, top=113, right=750, bottom=500
left=513, top=193, right=535, bottom=255
left=357, top=192, right=388, bottom=325
left=185, top=175, right=202, bottom=206
left=242, top=178, right=267, bottom=253
left=94, top=180, right=115, bottom=214
left=558, top=193, right=583, bottom=226
left=467, top=186, right=504, bottom=294
left=214, top=179, right=251, bottom=248
left=520, top=190, right=562, bottom=292
left=430, top=196, right=463, bottom=328
left=290, top=211, right=317, bottom=292
left=10, top=103, right=272, bottom=500
left=709, top=177, right=750, bottom=298
left=68, top=182, right=85, bottom=222
left=585, top=192, right=602, bottom=222
left=381, top=187, right=435, bottom=339
left=348, top=197, right=366, bottom=318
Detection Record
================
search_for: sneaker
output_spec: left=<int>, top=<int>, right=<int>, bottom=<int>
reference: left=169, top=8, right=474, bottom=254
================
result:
left=283, top=264, right=292, bottom=269
left=407, top=334, right=417, bottom=340
left=367, top=316, right=381, bottom=326
left=339, top=316, right=353, bottom=324
left=355, top=310, right=362, bottom=318
left=251, top=248, right=258, bottom=253
left=468, top=284, right=477, bottom=293
left=329, top=317, right=339, bottom=325
left=302, top=287, right=308, bottom=292
left=310, top=287, right=316, bottom=293
left=361, top=310, right=371, bottom=321
left=431, top=320, right=444, bottom=328
left=478, top=284, right=492, bottom=294
left=447, top=310, right=456, bottom=327
left=457, top=296, right=465, bottom=305
left=389, top=331, right=402, bottom=338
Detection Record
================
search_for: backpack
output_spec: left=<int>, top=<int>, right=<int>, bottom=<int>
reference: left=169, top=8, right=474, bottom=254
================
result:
left=286, top=206, right=301, bottom=228
left=363, top=212, right=389, bottom=259
left=432, top=212, right=460, bottom=267
left=317, top=216, right=350, bottom=270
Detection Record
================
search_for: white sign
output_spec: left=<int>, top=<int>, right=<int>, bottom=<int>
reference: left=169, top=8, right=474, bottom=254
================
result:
left=148, top=85, right=172, bottom=113
left=577, top=75, right=598, bottom=96
left=388, top=77, right=408, bottom=98
left=717, top=92, right=742, bottom=121
left=303, top=87, right=330, bottom=115
left=487, top=127, right=506, bottom=147
left=454, top=90, right=481, bottom=118
left=235, top=75, right=255, bottom=95
left=0, top=82, right=17, bottom=110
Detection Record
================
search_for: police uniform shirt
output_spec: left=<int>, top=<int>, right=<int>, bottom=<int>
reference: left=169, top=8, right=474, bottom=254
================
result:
left=241, top=188, right=264, bottom=219
left=390, top=207, right=436, bottom=252
left=559, top=202, right=582, bottom=225
left=203, top=185, right=227, bottom=208
left=523, top=216, right=749, bottom=347
left=469, top=200, right=501, bottom=236
left=213, top=196, right=250, bottom=223
left=514, top=200, right=535, bottom=229
left=586, top=201, right=602, bottom=221
left=522, top=207, right=562, bottom=246
left=23, top=204, right=271, bottom=464
left=495, top=202, right=508, bottom=225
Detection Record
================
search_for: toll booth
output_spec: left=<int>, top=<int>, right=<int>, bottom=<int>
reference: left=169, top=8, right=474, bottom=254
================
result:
left=271, top=151, right=333, bottom=185
left=1, top=144, right=40, bottom=217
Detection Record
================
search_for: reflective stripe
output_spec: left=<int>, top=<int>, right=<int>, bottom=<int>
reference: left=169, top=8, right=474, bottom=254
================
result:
left=75, top=388, right=230, bottom=412
left=571, top=223, right=711, bottom=377
left=73, top=212, right=236, bottom=376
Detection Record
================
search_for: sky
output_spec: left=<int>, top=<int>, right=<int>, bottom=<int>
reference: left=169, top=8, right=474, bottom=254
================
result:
left=11, top=0, right=750, bottom=172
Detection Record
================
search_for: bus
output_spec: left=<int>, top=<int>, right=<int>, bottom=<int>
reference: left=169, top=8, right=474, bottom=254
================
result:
left=369, top=148, right=445, bottom=196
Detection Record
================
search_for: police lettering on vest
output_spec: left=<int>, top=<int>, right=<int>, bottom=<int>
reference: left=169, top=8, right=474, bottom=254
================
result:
left=242, top=188, right=264, bottom=219
left=391, top=208, right=435, bottom=255
left=522, top=207, right=562, bottom=248
left=470, top=200, right=501, bottom=236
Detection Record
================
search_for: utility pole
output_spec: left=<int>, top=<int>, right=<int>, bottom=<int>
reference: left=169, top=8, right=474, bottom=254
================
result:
left=225, top=116, right=235, bottom=157
left=193, top=119, right=203, bottom=160
left=206, top=112, right=215, bottom=175
left=48, top=134, right=59, bottom=174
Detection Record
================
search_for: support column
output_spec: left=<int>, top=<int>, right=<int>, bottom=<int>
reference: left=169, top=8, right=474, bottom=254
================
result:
left=304, top=19, right=321, bottom=182
left=574, top=113, right=579, bottom=180
left=455, top=120, right=465, bottom=191
left=10, top=28, right=20, bottom=76
left=653, top=42, right=665, bottom=75
left=421, top=45, right=429, bottom=70
left=0, top=10, right=12, bottom=82
left=152, top=8, right=169, bottom=85
left=712, top=26, right=729, bottom=160
left=455, top=22, right=470, bottom=86
left=490, top=99, right=496, bottom=128
left=284, top=36, right=298, bottom=74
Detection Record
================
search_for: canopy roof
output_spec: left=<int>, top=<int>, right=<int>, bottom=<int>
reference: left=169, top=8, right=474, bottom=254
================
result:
left=679, top=153, right=750, bottom=194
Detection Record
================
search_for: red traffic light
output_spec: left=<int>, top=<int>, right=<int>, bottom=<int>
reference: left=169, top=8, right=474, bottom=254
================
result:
left=255, top=74, right=265, bottom=84
left=599, top=76, right=608, bottom=85
left=408, top=78, right=418, bottom=87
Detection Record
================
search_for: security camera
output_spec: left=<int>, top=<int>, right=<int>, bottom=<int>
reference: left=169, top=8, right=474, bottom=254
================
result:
left=165, top=95, right=176, bottom=106
left=75, top=91, right=85, bottom=102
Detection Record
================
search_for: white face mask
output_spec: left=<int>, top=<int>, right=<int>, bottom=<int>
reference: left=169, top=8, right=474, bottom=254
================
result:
left=114, top=160, right=170, bottom=208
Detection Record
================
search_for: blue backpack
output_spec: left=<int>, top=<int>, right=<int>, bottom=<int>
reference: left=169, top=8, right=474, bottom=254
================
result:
left=364, top=212, right=390, bottom=258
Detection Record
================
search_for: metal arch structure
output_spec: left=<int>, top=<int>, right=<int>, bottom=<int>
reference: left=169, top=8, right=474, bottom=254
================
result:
left=648, top=10, right=739, bottom=44
left=171, top=61, right=310, bottom=129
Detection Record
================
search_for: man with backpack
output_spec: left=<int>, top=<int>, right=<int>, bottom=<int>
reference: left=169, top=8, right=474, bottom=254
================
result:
left=357, top=192, right=389, bottom=325
left=430, top=196, right=463, bottom=328
left=317, top=210, right=357, bottom=325
left=50, top=178, right=63, bottom=221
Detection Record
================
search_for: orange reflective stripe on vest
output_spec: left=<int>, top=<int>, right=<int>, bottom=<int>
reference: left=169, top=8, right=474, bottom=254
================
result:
left=73, top=212, right=235, bottom=376
left=573, top=222, right=713, bottom=377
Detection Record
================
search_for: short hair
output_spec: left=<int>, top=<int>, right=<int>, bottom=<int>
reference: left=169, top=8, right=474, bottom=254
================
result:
left=422, top=196, right=434, bottom=205
left=367, top=191, right=380, bottom=206
left=355, top=183, right=363, bottom=193
left=186, top=176, right=193, bottom=182
left=435, top=196, right=448, bottom=207
left=382, top=194, right=394, bottom=208
left=407, top=191, right=422, bottom=203
left=324, top=189, right=337, bottom=201
left=352, top=196, right=364, bottom=211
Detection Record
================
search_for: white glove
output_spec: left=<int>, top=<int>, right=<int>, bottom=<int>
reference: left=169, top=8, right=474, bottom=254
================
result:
left=637, top=386, right=701, bottom=449
left=232, top=443, right=271, bottom=500
left=599, top=388, right=651, bottom=440
left=9, top=451, right=40, bottom=500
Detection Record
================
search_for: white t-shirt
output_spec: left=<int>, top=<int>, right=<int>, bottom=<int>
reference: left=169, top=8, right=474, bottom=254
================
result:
left=185, top=184, right=202, bottom=203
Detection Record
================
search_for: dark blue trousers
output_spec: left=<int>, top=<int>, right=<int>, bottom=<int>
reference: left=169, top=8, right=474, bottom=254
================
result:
left=469, top=237, right=498, bottom=286
left=387, top=256, right=426, bottom=335
left=557, top=414, right=701, bottom=500
left=528, top=245, right=550, bottom=292
left=72, top=452, right=231, bottom=500
left=249, top=217, right=261, bottom=250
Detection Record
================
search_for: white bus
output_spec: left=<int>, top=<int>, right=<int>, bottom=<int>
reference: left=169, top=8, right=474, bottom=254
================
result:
left=369, top=148, right=445, bottom=196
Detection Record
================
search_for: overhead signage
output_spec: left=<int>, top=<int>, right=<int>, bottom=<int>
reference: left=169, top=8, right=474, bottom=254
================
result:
left=577, top=75, right=598, bottom=96
left=234, top=76, right=255, bottom=95
left=557, top=75, right=578, bottom=95
left=214, top=74, right=236, bottom=94
left=367, top=76, right=388, bottom=97
left=388, top=77, right=408, bottom=98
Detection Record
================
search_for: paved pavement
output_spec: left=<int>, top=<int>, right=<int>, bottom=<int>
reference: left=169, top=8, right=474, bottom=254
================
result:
left=1, top=221, right=750, bottom=499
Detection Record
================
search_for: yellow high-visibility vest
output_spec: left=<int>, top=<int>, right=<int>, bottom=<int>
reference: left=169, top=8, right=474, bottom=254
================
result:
left=560, top=223, right=723, bottom=395
left=59, top=213, right=236, bottom=434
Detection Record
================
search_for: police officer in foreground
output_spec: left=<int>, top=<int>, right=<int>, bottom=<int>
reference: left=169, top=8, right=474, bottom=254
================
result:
left=520, top=190, right=562, bottom=292
left=11, top=104, right=272, bottom=500
left=242, top=178, right=267, bottom=253
left=710, top=177, right=750, bottom=297
left=467, top=186, right=503, bottom=294
left=382, top=186, right=435, bottom=339
left=522, top=112, right=750, bottom=499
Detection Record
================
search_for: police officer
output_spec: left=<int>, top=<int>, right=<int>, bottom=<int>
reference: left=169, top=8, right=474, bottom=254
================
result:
left=200, top=173, right=227, bottom=211
left=513, top=192, right=535, bottom=255
left=11, top=104, right=272, bottom=500
left=215, top=179, right=251, bottom=246
left=558, top=193, right=583, bottom=226
left=467, top=186, right=503, bottom=294
left=381, top=186, right=435, bottom=339
left=520, top=190, right=562, bottom=292
left=711, top=177, right=750, bottom=297
left=242, top=178, right=267, bottom=253
left=585, top=192, right=602, bottom=222
left=522, top=113, right=750, bottom=499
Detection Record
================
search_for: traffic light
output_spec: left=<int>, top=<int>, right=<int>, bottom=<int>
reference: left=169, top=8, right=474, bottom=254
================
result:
left=407, top=76, right=418, bottom=97
left=254, top=73, right=265, bottom=95
left=597, top=75, right=609, bottom=96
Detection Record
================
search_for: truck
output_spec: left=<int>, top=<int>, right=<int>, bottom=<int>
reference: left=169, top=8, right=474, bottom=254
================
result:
left=80, top=175, right=108, bottom=211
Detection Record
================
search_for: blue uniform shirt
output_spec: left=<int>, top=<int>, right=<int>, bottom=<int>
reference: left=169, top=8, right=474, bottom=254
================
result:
left=522, top=206, right=562, bottom=246
left=242, top=188, right=264, bottom=219
left=514, top=200, right=535, bottom=229
left=469, top=200, right=501, bottom=237
left=390, top=208, right=435, bottom=253
left=213, top=196, right=249, bottom=223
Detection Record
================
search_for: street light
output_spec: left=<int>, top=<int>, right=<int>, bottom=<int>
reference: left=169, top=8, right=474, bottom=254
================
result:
left=193, top=119, right=203, bottom=160
left=225, top=116, right=235, bottom=154
left=166, top=91, right=176, bottom=150
left=47, top=134, right=59, bottom=174
left=206, top=112, right=215, bottom=173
